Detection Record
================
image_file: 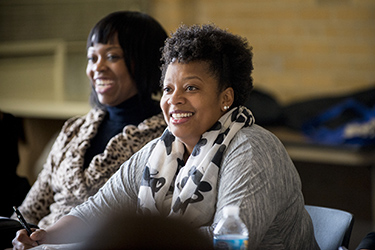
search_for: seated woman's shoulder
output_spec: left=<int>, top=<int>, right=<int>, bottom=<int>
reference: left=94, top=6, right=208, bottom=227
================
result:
left=239, top=124, right=281, bottom=143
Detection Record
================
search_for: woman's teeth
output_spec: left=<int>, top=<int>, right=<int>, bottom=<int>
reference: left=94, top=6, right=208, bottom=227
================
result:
left=96, top=79, right=113, bottom=86
left=172, top=113, right=193, bottom=119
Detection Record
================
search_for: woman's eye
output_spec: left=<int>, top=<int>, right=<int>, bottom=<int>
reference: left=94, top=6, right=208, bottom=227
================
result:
left=107, top=55, right=122, bottom=61
left=186, top=86, right=197, bottom=91
left=163, top=87, right=171, bottom=93
left=87, top=56, right=96, bottom=62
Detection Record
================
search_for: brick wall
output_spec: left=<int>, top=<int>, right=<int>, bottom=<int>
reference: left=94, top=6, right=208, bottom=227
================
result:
left=151, top=0, right=375, bottom=104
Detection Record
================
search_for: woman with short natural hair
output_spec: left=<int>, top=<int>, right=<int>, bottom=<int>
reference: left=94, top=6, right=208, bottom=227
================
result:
left=13, top=24, right=319, bottom=250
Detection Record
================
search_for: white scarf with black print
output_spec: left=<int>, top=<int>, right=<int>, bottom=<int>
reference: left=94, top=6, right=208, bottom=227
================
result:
left=137, top=106, right=254, bottom=226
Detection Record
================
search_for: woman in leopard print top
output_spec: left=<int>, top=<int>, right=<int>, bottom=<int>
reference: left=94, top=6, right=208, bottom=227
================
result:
left=8, top=11, right=167, bottom=231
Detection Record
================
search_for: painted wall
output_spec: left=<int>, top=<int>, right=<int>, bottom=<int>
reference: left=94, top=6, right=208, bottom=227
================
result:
left=151, top=0, right=375, bottom=104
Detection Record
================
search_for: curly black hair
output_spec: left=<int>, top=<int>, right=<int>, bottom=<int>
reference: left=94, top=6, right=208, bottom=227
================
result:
left=161, top=24, right=253, bottom=108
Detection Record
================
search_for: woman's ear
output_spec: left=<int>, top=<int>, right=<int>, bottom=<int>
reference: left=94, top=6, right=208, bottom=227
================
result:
left=221, top=87, right=234, bottom=112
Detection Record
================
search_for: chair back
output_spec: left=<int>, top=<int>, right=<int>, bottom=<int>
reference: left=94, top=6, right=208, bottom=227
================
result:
left=305, top=205, right=354, bottom=250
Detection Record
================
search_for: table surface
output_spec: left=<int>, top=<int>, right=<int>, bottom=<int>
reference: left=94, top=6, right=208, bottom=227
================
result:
left=267, top=126, right=375, bottom=166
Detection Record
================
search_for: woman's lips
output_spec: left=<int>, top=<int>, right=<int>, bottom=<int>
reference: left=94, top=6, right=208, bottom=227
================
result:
left=170, top=111, right=193, bottom=124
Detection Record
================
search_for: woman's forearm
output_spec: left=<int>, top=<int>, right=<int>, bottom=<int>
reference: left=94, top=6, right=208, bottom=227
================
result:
left=44, top=215, right=90, bottom=244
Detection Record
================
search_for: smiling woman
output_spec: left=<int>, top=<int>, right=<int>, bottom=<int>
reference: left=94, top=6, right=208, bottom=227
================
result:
left=161, top=61, right=234, bottom=155
left=5, top=11, right=168, bottom=249
left=86, top=37, right=138, bottom=107
left=13, top=24, right=319, bottom=250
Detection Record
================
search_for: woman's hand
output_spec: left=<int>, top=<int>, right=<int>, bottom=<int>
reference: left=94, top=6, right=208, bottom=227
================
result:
left=12, top=228, right=47, bottom=249
left=12, top=215, right=92, bottom=249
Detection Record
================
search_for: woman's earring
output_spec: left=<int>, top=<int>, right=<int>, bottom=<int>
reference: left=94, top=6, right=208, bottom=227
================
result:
left=223, top=106, right=229, bottom=111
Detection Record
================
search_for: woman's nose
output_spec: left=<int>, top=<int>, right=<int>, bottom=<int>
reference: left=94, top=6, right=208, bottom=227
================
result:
left=93, top=57, right=107, bottom=71
left=168, top=90, right=184, bottom=105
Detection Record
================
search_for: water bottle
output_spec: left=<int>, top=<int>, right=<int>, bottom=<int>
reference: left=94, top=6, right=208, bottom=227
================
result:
left=213, top=205, right=249, bottom=250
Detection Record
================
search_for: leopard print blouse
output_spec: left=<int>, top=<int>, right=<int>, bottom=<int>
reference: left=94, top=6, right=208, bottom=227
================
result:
left=12, top=108, right=166, bottom=229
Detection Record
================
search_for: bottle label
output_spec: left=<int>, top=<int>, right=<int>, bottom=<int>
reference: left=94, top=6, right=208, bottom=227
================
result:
left=214, top=235, right=248, bottom=250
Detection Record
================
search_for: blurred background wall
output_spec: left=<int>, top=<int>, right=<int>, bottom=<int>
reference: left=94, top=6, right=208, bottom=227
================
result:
left=1, top=0, right=374, bottom=108
left=152, top=0, right=375, bottom=104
